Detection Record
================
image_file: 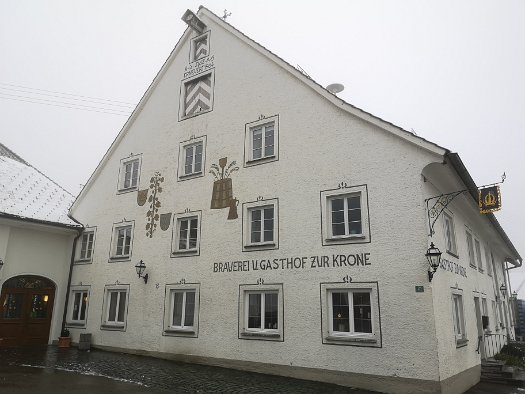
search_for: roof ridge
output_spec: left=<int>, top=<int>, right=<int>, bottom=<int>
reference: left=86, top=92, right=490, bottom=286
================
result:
left=29, top=162, right=75, bottom=198
left=0, top=142, right=29, bottom=165
left=197, top=6, right=446, bottom=154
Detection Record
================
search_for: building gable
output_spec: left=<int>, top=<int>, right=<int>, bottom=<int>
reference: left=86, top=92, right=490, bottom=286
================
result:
left=70, top=6, right=447, bottom=213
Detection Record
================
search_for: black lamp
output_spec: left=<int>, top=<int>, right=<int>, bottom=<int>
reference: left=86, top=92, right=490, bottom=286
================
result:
left=426, top=242, right=442, bottom=282
left=500, top=283, right=507, bottom=298
left=0, top=259, right=3, bottom=271
left=135, top=260, right=148, bottom=284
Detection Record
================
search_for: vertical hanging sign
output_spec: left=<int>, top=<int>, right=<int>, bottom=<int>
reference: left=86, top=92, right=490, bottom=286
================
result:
left=479, top=185, right=501, bottom=214
left=181, top=10, right=206, bottom=34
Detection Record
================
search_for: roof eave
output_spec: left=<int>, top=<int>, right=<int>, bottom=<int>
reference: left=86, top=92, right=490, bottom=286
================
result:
left=0, top=212, right=82, bottom=231
left=445, top=152, right=522, bottom=266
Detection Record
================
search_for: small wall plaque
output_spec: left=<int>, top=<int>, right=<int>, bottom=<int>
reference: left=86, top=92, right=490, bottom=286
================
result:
left=415, top=286, right=424, bottom=293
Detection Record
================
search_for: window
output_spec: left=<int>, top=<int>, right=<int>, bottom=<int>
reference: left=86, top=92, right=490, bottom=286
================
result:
left=109, top=221, right=134, bottom=261
left=67, top=286, right=89, bottom=327
left=501, top=301, right=510, bottom=328
left=321, top=282, right=380, bottom=347
left=250, top=206, right=274, bottom=243
left=164, top=284, right=200, bottom=337
left=321, top=185, right=370, bottom=245
left=465, top=230, right=476, bottom=268
left=75, top=228, right=96, bottom=263
left=239, top=283, right=283, bottom=341
left=184, top=143, right=203, bottom=175
left=474, top=239, right=483, bottom=272
left=171, top=211, right=201, bottom=256
left=491, top=253, right=500, bottom=283
left=330, top=290, right=372, bottom=334
left=252, top=124, right=274, bottom=160
left=117, top=154, right=142, bottom=192
left=492, top=300, right=498, bottom=331
left=244, top=115, right=279, bottom=166
left=330, top=195, right=362, bottom=237
left=443, top=212, right=458, bottom=256
left=101, top=285, right=129, bottom=330
left=177, top=136, right=207, bottom=181
left=452, top=292, right=467, bottom=345
left=178, top=217, right=199, bottom=250
left=485, top=247, right=493, bottom=276
left=242, top=199, right=278, bottom=251
left=482, top=298, right=488, bottom=330
left=179, top=71, right=214, bottom=120
left=496, top=301, right=504, bottom=329
left=190, top=32, right=210, bottom=62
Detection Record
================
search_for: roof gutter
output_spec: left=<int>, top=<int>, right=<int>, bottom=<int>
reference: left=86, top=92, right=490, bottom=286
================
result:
left=445, top=152, right=522, bottom=267
left=0, top=212, right=81, bottom=231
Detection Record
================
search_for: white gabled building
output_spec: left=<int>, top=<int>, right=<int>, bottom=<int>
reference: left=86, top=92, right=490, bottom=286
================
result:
left=66, top=7, right=521, bottom=394
left=0, top=143, right=81, bottom=347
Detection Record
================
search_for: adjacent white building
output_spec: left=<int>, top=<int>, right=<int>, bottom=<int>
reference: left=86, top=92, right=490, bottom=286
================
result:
left=65, top=7, right=521, bottom=394
left=0, top=144, right=81, bottom=347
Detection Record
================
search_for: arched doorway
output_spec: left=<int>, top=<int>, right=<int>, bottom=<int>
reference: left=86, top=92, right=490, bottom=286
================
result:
left=0, top=275, right=56, bottom=347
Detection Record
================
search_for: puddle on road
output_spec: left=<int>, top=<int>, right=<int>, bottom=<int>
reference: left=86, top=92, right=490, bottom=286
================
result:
left=19, top=363, right=147, bottom=387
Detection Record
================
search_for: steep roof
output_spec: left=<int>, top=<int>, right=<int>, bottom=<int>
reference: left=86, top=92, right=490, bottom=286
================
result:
left=0, top=145, right=80, bottom=228
left=68, top=6, right=519, bottom=262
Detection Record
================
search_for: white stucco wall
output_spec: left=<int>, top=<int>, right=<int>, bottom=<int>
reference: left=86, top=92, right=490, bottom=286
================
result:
left=68, top=10, right=517, bottom=390
left=422, top=163, right=516, bottom=383
left=0, top=218, right=76, bottom=343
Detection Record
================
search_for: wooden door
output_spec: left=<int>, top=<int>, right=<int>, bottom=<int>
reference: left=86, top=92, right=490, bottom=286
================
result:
left=0, top=276, right=55, bottom=347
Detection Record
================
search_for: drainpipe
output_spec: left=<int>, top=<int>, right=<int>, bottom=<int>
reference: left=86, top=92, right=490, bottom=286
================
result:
left=505, top=258, right=522, bottom=337
left=505, top=258, right=523, bottom=295
left=61, top=214, right=84, bottom=336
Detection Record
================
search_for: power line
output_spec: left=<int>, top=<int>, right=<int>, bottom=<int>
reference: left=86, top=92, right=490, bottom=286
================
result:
left=0, top=86, right=135, bottom=109
left=0, top=82, right=137, bottom=106
left=0, top=92, right=132, bottom=115
left=0, top=95, right=131, bottom=116
left=0, top=92, right=132, bottom=114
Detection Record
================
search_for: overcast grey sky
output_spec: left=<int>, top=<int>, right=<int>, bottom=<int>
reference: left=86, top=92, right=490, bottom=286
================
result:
left=1, top=1, right=523, bottom=293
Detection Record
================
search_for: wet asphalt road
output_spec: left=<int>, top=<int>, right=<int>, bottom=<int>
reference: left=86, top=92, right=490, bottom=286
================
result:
left=0, top=346, right=371, bottom=393
left=0, top=346, right=522, bottom=393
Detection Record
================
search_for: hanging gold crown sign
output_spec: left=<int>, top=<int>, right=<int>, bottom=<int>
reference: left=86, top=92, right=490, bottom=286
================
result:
left=479, top=185, right=502, bottom=214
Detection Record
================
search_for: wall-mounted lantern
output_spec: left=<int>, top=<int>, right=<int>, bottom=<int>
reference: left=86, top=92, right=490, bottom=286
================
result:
left=500, top=283, right=507, bottom=298
left=426, top=242, right=442, bottom=282
left=0, top=259, right=3, bottom=271
left=134, top=260, right=149, bottom=284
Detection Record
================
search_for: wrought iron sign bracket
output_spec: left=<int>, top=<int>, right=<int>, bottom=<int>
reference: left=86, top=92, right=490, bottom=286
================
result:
left=425, top=173, right=506, bottom=237
left=425, top=190, right=466, bottom=236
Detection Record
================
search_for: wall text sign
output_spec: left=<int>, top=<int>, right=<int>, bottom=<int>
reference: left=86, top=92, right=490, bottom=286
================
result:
left=184, top=55, right=215, bottom=78
left=440, top=258, right=467, bottom=278
left=213, top=253, right=371, bottom=273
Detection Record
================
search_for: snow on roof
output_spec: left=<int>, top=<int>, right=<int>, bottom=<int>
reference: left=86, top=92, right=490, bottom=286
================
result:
left=0, top=151, right=79, bottom=227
